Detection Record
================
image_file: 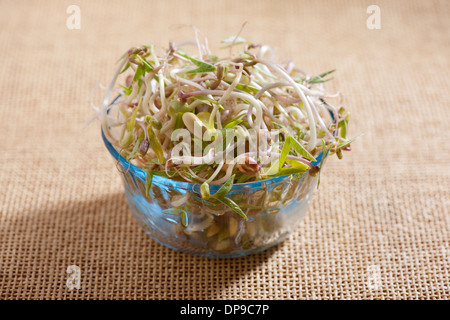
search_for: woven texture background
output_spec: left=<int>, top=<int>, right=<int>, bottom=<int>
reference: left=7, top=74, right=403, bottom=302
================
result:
left=1, top=0, right=449, bottom=300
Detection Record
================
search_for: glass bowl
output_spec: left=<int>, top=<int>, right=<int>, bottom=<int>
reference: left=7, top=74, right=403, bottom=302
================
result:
left=102, top=129, right=325, bottom=258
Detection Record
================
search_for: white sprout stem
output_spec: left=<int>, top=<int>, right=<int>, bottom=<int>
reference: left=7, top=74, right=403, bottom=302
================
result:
left=142, top=67, right=163, bottom=115
left=218, top=64, right=243, bottom=104
left=137, top=121, right=149, bottom=140
left=272, top=100, right=294, bottom=122
left=253, top=64, right=279, bottom=81
left=307, top=96, right=334, bottom=140
left=321, top=100, right=339, bottom=137
left=254, top=81, right=290, bottom=99
left=213, top=164, right=235, bottom=184
left=285, top=106, right=305, bottom=121
left=258, top=59, right=317, bottom=151
left=172, top=40, right=200, bottom=48
left=169, top=148, right=215, bottom=165
left=162, top=135, right=170, bottom=149
left=186, top=167, right=207, bottom=183
left=176, top=76, right=207, bottom=91
left=209, top=103, right=221, bottom=130
left=101, top=56, right=128, bottom=145
left=188, top=99, right=207, bottom=110
left=151, top=47, right=167, bottom=113
left=85, top=96, right=123, bottom=130
left=169, top=66, right=192, bottom=79
left=205, top=161, right=225, bottom=184
left=229, top=92, right=263, bottom=129
left=89, top=80, right=101, bottom=112
left=148, top=91, right=162, bottom=115
left=160, top=116, right=176, bottom=135
left=194, top=32, right=203, bottom=58
left=100, top=38, right=346, bottom=186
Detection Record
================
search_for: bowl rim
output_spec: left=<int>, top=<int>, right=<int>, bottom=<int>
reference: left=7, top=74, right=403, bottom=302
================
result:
left=101, top=127, right=326, bottom=192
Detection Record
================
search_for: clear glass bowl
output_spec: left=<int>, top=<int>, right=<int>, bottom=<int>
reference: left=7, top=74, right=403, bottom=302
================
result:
left=102, top=129, right=325, bottom=258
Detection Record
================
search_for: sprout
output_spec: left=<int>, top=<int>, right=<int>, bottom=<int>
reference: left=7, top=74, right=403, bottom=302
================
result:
left=99, top=34, right=358, bottom=181
left=96, top=32, right=358, bottom=242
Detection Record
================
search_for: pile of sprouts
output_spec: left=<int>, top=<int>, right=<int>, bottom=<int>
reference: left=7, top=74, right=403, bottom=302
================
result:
left=94, top=32, right=357, bottom=218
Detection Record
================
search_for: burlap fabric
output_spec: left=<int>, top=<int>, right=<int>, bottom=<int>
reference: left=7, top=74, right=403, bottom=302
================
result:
left=0, top=0, right=449, bottom=300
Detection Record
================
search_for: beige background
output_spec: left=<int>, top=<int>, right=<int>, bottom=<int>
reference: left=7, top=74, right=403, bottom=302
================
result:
left=0, top=0, right=449, bottom=299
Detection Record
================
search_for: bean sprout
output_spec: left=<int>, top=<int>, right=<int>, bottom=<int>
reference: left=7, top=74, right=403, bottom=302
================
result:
left=96, top=35, right=355, bottom=187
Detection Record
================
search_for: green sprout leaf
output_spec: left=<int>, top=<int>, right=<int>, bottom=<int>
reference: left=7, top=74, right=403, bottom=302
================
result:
left=337, top=133, right=364, bottom=149
left=223, top=113, right=245, bottom=128
left=145, top=170, right=153, bottom=197
left=220, top=35, right=247, bottom=48
left=120, top=98, right=141, bottom=147
left=151, top=119, right=162, bottom=130
left=279, top=138, right=291, bottom=170
left=186, top=61, right=216, bottom=75
left=169, top=100, right=193, bottom=115
left=216, top=197, right=248, bottom=220
left=306, top=69, right=336, bottom=84
left=177, top=50, right=217, bottom=75
left=162, top=208, right=186, bottom=215
left=202, top=175, right=248, bottom=220
left=338, top=119, right=348, bottom=140
left=119, top=84, right=132, bottom=96
left=208, top=55, right=219, bottom=62
left=213, top=174, right=235, bottom=199
left=277, top=167, right=307, bottom=176
left=261, top=159, right=307, bottom=178
left=174, top=112, right=184, bottom=131
left=200, top=182, right=211, bottom=200
left=192, top=164, right=208, bottom=174
left=193, top=96, right=223, bottom=109
left=136, top=55, right=154, bottom=73
left=235, top=83, right=259, bottom=94
left=133, top=65, right=145, bottom=90
left=236, top=174, right=254, bottom=184
left=126, top=136, right=143, bottom=161
left=289, top=136, right=316, bottom=162
left=162, top=208, right=189, bottom=227
left=286, top=158, right=309, bottom=171
left=147, top=126, right=165, bottom=164
left=223, top=119, right=243, bottom=129
left=180, top=211, right=189, bottom=227
left=260, top=159, right=281, bottom=177
left=126, top=97, right=141, bottom=131
left=120, top=62, right=130, bottom=74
